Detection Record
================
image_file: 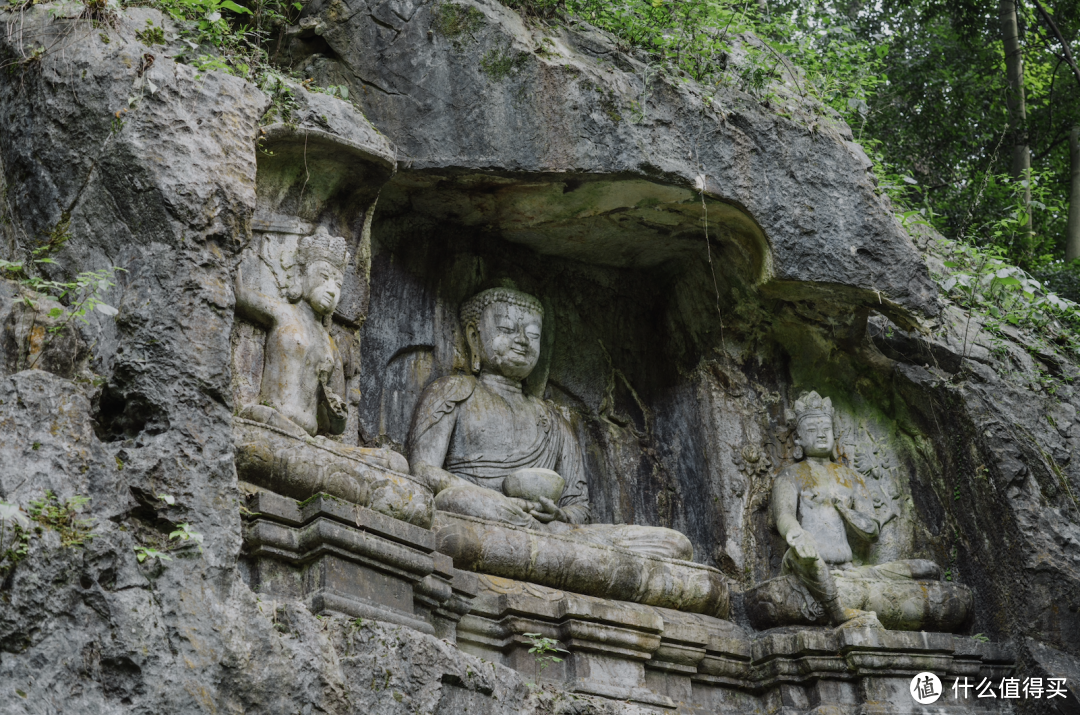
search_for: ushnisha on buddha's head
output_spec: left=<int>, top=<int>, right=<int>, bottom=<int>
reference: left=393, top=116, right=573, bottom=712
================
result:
left=286, top=227, right=349, bottom=323
left=460, top=288, right=544, bottom=380
left=788, top=391, right=837, bottom=460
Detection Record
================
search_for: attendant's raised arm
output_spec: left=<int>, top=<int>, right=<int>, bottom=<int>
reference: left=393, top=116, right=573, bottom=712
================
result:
left=234, top=263, right=282, bottom=328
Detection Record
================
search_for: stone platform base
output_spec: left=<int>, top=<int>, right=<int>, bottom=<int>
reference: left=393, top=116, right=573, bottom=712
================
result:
left=240, top=488, right=476, bottom=639
left=457, top=575, right=1015, bottom=713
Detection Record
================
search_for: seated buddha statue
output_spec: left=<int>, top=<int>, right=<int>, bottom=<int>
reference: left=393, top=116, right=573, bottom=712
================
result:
left=408, top=287, right=694, bottom=560
left=232, top=227, right=431, bottom=527
left=748, top=391, right=970, bottom=631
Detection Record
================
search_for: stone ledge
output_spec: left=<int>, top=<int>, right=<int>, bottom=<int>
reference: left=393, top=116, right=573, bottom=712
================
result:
left=247, top=490, right=436, bottom=552
left=456, top=575, right=1016, bottom=713
left=241, top=488, right=476, bottom=640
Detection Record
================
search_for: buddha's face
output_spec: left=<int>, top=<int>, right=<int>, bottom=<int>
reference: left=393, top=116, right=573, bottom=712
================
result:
left=471, top=301, right=542, bottom=380
left=796, top=414, right=835, bottom=459
left=301, top=260, right=343, bottom=316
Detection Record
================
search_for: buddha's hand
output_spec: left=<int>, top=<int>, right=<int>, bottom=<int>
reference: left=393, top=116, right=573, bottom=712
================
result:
left=786, top=527, right=819, bottom=561
left=508, top=497, right=542, bottom=513
left=528, top=496, right=567, bottom=524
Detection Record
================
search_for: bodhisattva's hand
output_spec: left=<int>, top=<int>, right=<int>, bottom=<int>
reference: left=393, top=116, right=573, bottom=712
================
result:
left=324, top=390, right=349, bottom=420
left=528, top=496, right=568, bottom=524
left=785, top=527, right=820, bottom=561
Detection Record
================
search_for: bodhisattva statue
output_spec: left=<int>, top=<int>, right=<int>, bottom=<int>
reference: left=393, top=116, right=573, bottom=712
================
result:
left=232, top=228, right=432, bottom=526
left=750, top=391, right=971, bottom=631
left=408, top=287, right=692, bottom=559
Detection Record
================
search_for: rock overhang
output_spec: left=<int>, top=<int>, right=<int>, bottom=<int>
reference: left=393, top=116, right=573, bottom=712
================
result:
left=378, top=170, right=769, bottom=285
left=296, top=0, right=941, bottom=331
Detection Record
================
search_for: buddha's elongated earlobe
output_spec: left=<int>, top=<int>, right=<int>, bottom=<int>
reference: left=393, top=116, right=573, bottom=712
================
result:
left=465, top=323, right=482, bottom=374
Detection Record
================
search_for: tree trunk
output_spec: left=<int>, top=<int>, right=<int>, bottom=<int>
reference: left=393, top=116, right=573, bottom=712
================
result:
left=999, top=0, right=1031, bottom=230
left=1067, top=125, right=1080, bottom=263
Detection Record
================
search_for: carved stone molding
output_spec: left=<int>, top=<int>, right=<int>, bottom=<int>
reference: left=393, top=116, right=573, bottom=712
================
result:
left=240, top=490, right=476, bottom=640
left=456, top=575, right=1014, bottom=713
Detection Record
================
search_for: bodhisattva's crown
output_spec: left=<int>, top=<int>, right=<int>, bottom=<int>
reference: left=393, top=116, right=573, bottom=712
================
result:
left=460, top=287, right=544, bottom=328
left=787, top=391, right=834, bottom=425
left=297, top=227, right=349, bottom=272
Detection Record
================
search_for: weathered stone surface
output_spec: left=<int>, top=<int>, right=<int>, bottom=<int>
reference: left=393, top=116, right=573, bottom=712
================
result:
left=234, top=418, right=433, bottom=525
left=2, top=1, right=1079, bottom=713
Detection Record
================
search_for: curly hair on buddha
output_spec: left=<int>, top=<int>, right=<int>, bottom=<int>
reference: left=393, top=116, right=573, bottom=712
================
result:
left=459, top=287, right=544, bottom=329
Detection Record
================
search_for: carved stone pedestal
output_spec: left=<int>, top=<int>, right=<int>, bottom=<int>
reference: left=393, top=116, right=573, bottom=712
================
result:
left=457, top=575, right=679, bottom=708
left=456, top=575, right=744, bottom=710
left=455, top=575, right=1015, bottom=714
left=717, top=627, right=1017, bottom=715
left=241, top=489, right=476, bottom=639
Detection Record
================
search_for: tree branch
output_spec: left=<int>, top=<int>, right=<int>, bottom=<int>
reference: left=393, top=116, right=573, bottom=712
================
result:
left=1031, top=0, right=1080, bottom=90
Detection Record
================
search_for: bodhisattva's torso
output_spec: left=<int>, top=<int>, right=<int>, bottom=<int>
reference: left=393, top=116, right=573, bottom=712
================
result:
left=781, top=460, right=875, bottom=565
left=261, top=303, right=336, bottom=437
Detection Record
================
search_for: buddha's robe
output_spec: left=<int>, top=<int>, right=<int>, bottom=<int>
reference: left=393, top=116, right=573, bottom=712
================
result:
left=408, top=373, right=692, bottom=560
left=772, top=460, right=940, bottom=607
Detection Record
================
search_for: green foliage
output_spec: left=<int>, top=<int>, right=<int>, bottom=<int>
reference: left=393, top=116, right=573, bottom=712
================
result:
left=522, top=632, right=567, bottom=683
left=133, top=545, right=172, bottom=562
left=135, top=19, right=167, bottom=45
left=27, top=492, right=95, bottom=546
left=933, top=237, right=1080, bottom=358
left=480, top=46, right=528, bottom=80
left=169, top=522, right=204, bottom=552
left=508, top=0, right=886, bottom=124
left=432, top=2, right=486, bottom=39
left=1034, top=261, right=1080, bottom=304
left=0, top=244, right=123, bottom=367
left=79, top=0, right=122, bottom=25
left=1, top=492, right=94, bottom=575
left=0, top=500, right=31, bottom=576
left=825, top=0, right=1080, bottom=267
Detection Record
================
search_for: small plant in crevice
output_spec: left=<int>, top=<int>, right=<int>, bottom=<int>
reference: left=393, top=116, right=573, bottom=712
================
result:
left=522, top=632, right=567, bottom=685
left=169, top=522, right=204, bottom=553
left=133, top=544, right=173, bottom=563
left=0, top=239, right=124, bottom=368
left=0, top=500, right=31, bottom=576
left=1, top=492, right=95, bottom=576
left=27, top=491, right=95, bottom=547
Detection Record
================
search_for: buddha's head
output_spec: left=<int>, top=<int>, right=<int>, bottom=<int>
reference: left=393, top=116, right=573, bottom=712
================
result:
left=287, top=227, right=348, bottom=324
left=460, top=288, right=544, bottom=380
left=790, top=391, right=836, bottom=460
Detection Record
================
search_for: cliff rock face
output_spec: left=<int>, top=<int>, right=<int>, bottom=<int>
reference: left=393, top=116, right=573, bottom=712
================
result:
left=1, top=0, right=1079, bottom=712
